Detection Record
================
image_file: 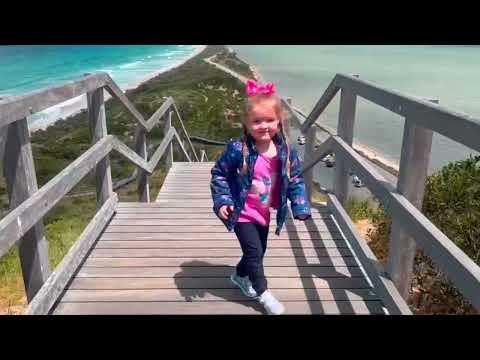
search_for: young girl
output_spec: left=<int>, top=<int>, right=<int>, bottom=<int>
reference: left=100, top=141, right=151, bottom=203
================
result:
left=210, top=80, right=311, bottom=315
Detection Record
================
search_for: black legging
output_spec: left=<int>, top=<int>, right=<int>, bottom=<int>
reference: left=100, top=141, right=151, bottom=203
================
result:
left=233, top=222, right=269, bottom=296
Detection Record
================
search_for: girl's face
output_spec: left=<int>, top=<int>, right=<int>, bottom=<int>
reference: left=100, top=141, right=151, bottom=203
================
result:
left=246, top=102, right=280, bottom=143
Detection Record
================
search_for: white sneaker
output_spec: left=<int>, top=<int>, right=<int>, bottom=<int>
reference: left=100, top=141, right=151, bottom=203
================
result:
left=258, top=290, right=285, bottom=315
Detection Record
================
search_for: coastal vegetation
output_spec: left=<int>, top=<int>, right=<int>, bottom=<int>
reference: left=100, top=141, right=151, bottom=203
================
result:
left=344, top=155, right=480, bottom=314
left=0, top=45, right=255, bottom=313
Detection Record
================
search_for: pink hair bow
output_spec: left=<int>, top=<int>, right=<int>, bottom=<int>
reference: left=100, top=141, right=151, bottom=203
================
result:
left=246, top=79, right=276, bottom=97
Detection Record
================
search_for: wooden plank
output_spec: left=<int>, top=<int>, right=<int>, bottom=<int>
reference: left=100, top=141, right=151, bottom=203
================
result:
left=61, top=288, right=379, bottom=302
left=116, top=202, right=328, bottom=211
left=107, top=218, right=336, bottom=227
left=0, top=73, right=108, bottom=128
left=335, top=73, right=480, bottom=153
left=94, top=239, right=349, bottom=249
left=113, top=213, right=332, bottom=220
left=388, top=113, right=435, bottom=298
left=334, top=87, right=357, bottom=205
left=68, top=276, right=371, bottom=290
left=327, top=194, right=412, bottom=315
left=25, top=194, right=118, bottom=315
left=134, top=126, right=149, bottom=202
left=83, top=256, right=360, bottom=267
left=3, top=118, right=50, bottom=301
left=103, top=224, right=336, bottom=232
left=0, top=136, right=113, bottom=258
left=157, top=194, right=212, bottom=199
left=76, top=266, right=363, bottom=278
left=300, top=76, right=340, bottom=133
left=89, top=248, right=353, bottom=258
left=87, top=87, right=113, bottom=206
left=333, top=135, right=480, bottom=310
left=52, top=300, right=385, bottom=315
left=99, top=232, right=344, bottom=240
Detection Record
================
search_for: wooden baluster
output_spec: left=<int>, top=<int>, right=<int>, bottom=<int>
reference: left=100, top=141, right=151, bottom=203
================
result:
left=87, top=88, right=113, bottom=206
left=333, top=87, right=357, bottom=205
left=164, top=110, right=173, bottom=170
left=387, top=99, right=438, bottom=299
left=3, top=119, right=50, bottom=301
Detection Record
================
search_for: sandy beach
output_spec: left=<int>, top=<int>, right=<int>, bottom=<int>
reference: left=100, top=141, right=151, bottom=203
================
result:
left=28, top=45, right=207, bottom=132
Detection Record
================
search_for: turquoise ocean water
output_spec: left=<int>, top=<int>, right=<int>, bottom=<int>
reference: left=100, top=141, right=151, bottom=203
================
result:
left=0, top=45, right=202, bottom=129
left=231, top=45, right=480, bottom=172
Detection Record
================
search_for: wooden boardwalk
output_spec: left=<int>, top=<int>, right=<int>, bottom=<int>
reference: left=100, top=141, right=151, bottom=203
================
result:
left=51, top=162, right=387, bottom=315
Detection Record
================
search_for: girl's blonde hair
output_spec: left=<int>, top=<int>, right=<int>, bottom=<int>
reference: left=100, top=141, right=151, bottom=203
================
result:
left=240, top=93, right=291, bottom=178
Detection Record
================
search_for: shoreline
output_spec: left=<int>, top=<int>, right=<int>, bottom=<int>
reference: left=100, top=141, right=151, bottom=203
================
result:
left=211, top=48, right=400, bottom=177
left=28, top=45, right=207, bottom=132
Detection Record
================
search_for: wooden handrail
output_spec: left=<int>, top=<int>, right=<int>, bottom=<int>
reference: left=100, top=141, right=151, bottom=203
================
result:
left=0, top=73, right=109, bottom=129
left=295, top=72, right=480, bottom=310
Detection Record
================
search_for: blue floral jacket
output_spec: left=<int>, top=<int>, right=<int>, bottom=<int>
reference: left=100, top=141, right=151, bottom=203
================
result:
left=210, top=134, right=311, bottom=235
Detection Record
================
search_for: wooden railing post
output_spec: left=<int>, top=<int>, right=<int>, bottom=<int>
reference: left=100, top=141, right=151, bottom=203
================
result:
left=135, top=126, right=150, bottom=202
left=333, top=86, right=357, bottom=205
left=3, top=119, right=50, bottom=301
left=303, top=126, right=316, bottom=202
left=387, top=99, right=438, bottom=299
left=164, top=110, right=173, bottom=171
left=87, top=87, right=113, bottom=206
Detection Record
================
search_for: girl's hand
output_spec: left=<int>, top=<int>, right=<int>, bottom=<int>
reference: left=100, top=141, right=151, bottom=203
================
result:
left=219, top=205, right=234, bottom=220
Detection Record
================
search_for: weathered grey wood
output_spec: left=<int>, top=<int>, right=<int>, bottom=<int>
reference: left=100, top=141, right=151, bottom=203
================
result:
left=388, top=103, right=436, bottom=299
left=303, top=126, right=316, bottom=201
left=0, top=73, right=108, bottom=128
left=84, top=256, right=360, bottom=267
left=108, top=218, right=335, bottom=226
left=172, top=102, right=199, bottom=161
left=60, top=288, right=379, bottom=302
left=76, top=266, right=362, bottom=278
left=332, top=135, right=480, bottom=310
left=335, top=73, right=480, bottom=152
left=26, top=194, right=118, bottom=315
left=164, top=111, right=173, bottom=172
left=110, top=128, right=176, bottom=176
left=148, top=127, right=176, bottom=171
left=200, top=150, right=208, bottom=162
left=0, top=136, right=113, bottom=259
left=103, top=78, right=147, bottom=129
left=104, top=224, right=334, bottom=233
left=95, top=239, right=348, bottom=249
left=301, top=136, right=334, bottom=175
left=111, top=137, right=149, bottom=172
left=3, top=118, right=50, bottom=301
left=104, top=79, right=176, bottom=132
left=134, top=127, right=149, bottom=202
left=113, top=213, right=331, bottom=220
left=87, top=87, right=113, bottom=206
left=172, top=128, right=192, bottom=162
left=300, top=76, right=340, bottom=133
left=90, top=247, right=353, bottom=258
left=326, top=194, right=412, bottom=315
left=99, top=231, right=344, bottom=240
left=53, top=300, right=385, bottom=315
left=333, top=88, right=357, bottom=205
left=68, top=277, right=370, bottom=291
